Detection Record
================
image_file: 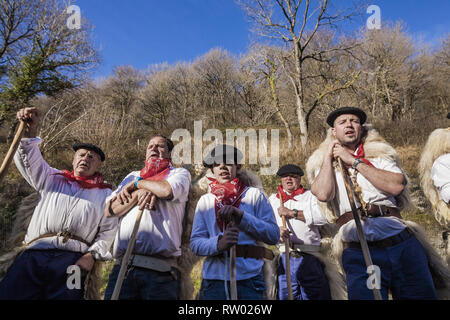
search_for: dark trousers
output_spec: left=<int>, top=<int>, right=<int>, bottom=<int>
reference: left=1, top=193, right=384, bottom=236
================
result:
left=342, top=236, right=437, bottom=300
left=278, top=252, right=331, bottom=300
left=198, top=274, right=266, bottom=300
left=104, top=264, right=181, bottom=300
left=0, top=249, right=85, bottom=300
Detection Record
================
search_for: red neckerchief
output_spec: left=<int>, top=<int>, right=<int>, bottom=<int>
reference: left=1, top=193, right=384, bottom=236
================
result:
left=208, top=177, right=247, bottom=232
left=140, top=157, right=171, bottom=181
left=348, top=143, right=374, bottom=169
left=56, top=170, right=112, bottom=189
left=276, top=184, right=306, bottom=203
left=350, top=143, right=373, bottom=167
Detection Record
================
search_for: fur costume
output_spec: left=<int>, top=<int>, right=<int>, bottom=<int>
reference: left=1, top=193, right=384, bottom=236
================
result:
left=418, top=127, right=450, bottom=267
left=306, top=124, right=450, bottom=299
left=306, top=124, right=412, bottom=225
left=418, top=128, right=450, bottom=228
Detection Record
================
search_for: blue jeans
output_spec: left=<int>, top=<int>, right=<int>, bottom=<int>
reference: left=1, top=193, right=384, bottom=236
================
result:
left=0, top=249, right=86, bottom=300
left=342, top=235, right=438, bottom=300
left=104, top=264, right=180, bottom=300
left=199, top=274, right=266, bottom=300
left=278, top=252, right=331, bottom=300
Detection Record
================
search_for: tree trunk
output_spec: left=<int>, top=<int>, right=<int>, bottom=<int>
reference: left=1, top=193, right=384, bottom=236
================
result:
left=268, top=75, right=293, bottom=149
left=293, top=44, right=308, bottom=155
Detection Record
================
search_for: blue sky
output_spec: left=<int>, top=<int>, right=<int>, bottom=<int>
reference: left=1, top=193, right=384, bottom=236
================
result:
left=73, top=0, right=450, bottom=79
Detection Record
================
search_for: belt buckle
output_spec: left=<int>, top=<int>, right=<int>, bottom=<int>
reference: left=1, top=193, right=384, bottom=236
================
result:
left=59, top=231, right=72, bottom=244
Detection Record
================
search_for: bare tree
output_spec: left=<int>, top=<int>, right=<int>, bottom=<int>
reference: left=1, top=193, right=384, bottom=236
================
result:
left=238, top=0, right=362, bottom=154
left=352, top=23, right=428, bottom=122
left=237, top=52, right=274, bottom=127
left=241, top=44, right=293, bottom=147
left=192, top=48, right=240, bottom=127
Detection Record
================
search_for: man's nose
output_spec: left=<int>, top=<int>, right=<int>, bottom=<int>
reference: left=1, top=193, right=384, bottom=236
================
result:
left=218, top=163, right=228, bottom=169
left=81, top=154, right=92, bottom=161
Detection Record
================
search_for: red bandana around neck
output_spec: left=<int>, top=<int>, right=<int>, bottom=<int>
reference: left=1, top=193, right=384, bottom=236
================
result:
left=140, top=157, right=171, bottom=181
left=208, top=177, right=247, bottom=232
left=350, top=143, right=374, bottom=168
left=56, top=170, right=112, bottom=189
left=276, top=184, right=306, bottom=204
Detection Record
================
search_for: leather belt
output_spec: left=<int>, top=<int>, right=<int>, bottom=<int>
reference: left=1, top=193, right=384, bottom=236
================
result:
left=279, top=243, right=321, bottom=254
left=25, top=231, right=92, bottom=247
left=232, top=245, right=275, bottom=260
left=116, top=254, right=178, bottom=273
left=343, top=228, right=412, bottom=249
left=336, top=205, right=402, bottom=228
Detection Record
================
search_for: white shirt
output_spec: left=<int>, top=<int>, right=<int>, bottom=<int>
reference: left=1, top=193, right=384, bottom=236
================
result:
left=316, top=156, right=406, bottom=242
left=14, top=137, right=117, bottom=260
left=268, top=190, right=326, bottom=246
left=190, top=187, right=279, bottom=281
left=108, top=167, right=191, bottom=258
left=431, top=153, right=450, bottom=204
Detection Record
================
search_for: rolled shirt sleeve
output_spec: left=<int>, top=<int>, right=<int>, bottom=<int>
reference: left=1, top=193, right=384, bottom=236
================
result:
left=300, top=191, right=328, bottom=227
left=166, top=167, right=191, bottom=202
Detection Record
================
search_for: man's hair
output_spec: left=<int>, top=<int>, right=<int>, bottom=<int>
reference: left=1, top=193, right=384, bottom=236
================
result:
left=150, top=135, right=174, bottom=151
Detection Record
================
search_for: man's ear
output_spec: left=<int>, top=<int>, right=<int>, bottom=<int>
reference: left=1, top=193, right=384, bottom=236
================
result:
left=331, top=127, right=336, bottom=138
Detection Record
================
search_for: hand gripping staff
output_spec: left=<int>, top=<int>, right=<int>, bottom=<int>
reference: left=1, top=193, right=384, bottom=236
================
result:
left=111, top=194, right=157, bottom=300
left=336, top=157, right=382, bottom=300
left=278, top=190, right=294, bottom=300
left=0, top=121, right=25, bottom=183
left=222, top=187, right=247, bottom=300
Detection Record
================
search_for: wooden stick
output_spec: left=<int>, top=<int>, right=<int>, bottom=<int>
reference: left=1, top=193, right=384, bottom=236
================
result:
left=227, top=189, right=247, bottom=300
left=278, top=191, right=294, bottom=300
left=337, top=158, right=382, bottom=300
left=0, top=121, right=25, bottom=184
left=111, top=194, right=156, bottom=300
left=229, top=244, right=237, bottom=300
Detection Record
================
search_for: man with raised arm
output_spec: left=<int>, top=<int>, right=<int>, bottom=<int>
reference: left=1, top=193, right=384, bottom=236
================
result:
left=0, top=107, right=116, bottom=300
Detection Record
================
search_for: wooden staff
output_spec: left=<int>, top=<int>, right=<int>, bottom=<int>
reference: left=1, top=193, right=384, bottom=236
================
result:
left=337, top=158, right=382, bottom=300
left=229, top=238, right=237, bottom=300
left=0, top=121, right=25, bottom=183
left=278, top=191, right=294, bottom=300
left=227, top=189, right=247, bottom=300
left=111, top=194, right=157, bottom=300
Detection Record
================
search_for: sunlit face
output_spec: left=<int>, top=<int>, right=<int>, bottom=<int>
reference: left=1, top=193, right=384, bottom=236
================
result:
left=280, top=174, right=302, bottom=193
left=146, top=136, right=170, bottom=160
left=72, top=148, right=102, bottom=177
left=331, top=114, right=363, bottom=147
left=211, top=163, right=241, bottom=184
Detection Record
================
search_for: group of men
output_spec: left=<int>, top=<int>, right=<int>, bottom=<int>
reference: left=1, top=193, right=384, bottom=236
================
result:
left=0, top=106, right=448, bottom=300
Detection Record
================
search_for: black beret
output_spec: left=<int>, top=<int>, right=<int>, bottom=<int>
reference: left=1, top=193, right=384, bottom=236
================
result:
left=326, top=107, right=367, bottom=127
left=203, top=144, right=243, bottom=168
left=447, top=112, right=450, bottom=119
left=276, top=164, right=304, bottom=177
left=73, top=143, right=106, bottom=162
